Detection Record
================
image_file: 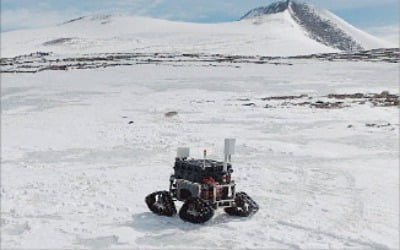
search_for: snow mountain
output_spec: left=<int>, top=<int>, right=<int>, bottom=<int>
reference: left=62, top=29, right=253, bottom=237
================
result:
left=240, top=0, right=389, bottom=52
left=1, top=0, right=394, bottom=57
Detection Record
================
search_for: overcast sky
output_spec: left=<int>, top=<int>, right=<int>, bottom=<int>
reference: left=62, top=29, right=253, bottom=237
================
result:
left=1, top=0, right=399, bottom=42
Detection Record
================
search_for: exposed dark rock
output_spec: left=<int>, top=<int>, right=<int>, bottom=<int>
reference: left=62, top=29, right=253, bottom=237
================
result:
left=43, top=38, right=75, bottom=46
left=328, top=93, right=365, bottom=99
left=289, top=2, right=362, bottom=51
left=1, top=49, right=398, bottom=74
left=62, top=16, right=85, bottom=24
left=311, top=101, right=346, bottom=109
left=327, top=91, right=399, bottom=107
left=242, top=103, right=256, bottom=107
left=261, top=94, right=307, bottom=101
left=165, top=111, right=178, bottom=117
left=295, top=102, right=311, bottom=106
left=366, top=123, right=391, bottom=128
left=373, top=91, right=398, bottom=99
left=240, top=1, right=291, bottom=19
left=258, top=92, right=399, bottom=109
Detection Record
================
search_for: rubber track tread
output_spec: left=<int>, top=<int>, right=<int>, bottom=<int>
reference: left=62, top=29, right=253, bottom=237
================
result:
left=179, top=197, right=214, bottom=224
left=145, top=191, right=177, bottom=217
left=224, top=192, right=259, bottom=217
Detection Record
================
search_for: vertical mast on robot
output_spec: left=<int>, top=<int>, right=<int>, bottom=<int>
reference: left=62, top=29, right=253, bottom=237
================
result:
left=223, top=138, right=235, bottom=172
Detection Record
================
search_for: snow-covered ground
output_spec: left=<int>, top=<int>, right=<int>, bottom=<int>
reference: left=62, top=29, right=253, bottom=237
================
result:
left=1, top=59, right=399, bottom=249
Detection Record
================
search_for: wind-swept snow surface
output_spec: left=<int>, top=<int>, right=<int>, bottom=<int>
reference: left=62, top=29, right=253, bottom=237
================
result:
left=1, top=59, right=399, bottom=249
left=1, top=1, right=394, bottom=58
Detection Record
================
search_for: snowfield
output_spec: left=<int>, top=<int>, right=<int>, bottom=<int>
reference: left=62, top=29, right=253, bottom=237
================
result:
left=1, top=59, right=399, bottom=249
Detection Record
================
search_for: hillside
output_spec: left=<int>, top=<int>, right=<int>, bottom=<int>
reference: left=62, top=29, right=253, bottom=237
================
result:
left=1, top=1, right=393, bottom=58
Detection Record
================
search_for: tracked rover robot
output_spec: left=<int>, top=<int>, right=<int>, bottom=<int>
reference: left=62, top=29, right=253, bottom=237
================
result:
left=145, top=139, right=259, bottom=224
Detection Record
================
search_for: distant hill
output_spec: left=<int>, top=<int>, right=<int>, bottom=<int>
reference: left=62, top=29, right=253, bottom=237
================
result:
left=1, top=0, right=394, bottom=57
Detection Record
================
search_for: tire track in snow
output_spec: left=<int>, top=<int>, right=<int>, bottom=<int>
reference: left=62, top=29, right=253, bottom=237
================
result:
left=277, top=220, right=389, bottom=249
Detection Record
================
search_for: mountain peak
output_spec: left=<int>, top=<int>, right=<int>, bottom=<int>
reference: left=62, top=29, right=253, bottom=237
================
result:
left=240, top=1, right=368, bottom=52
left=240, top=0, right=298, bottom=20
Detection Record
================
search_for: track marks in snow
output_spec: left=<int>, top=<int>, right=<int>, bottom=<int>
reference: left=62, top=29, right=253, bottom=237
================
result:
left=75, top=235, right=125, bottom=249
left=277, top=220, right=390, bottom=249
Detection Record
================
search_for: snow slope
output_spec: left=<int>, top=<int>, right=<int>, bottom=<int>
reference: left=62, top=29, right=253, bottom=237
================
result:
left=241, top=1, right=393, bottom=51
left=1, top=1, right=394, bottom=58
left=313, top=8, right=393, bottom=50
left=1, top=59, right=399, bottom=249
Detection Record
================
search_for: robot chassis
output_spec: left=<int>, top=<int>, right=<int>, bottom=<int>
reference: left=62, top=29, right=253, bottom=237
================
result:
left=145, top=139, right=259, bottom=224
